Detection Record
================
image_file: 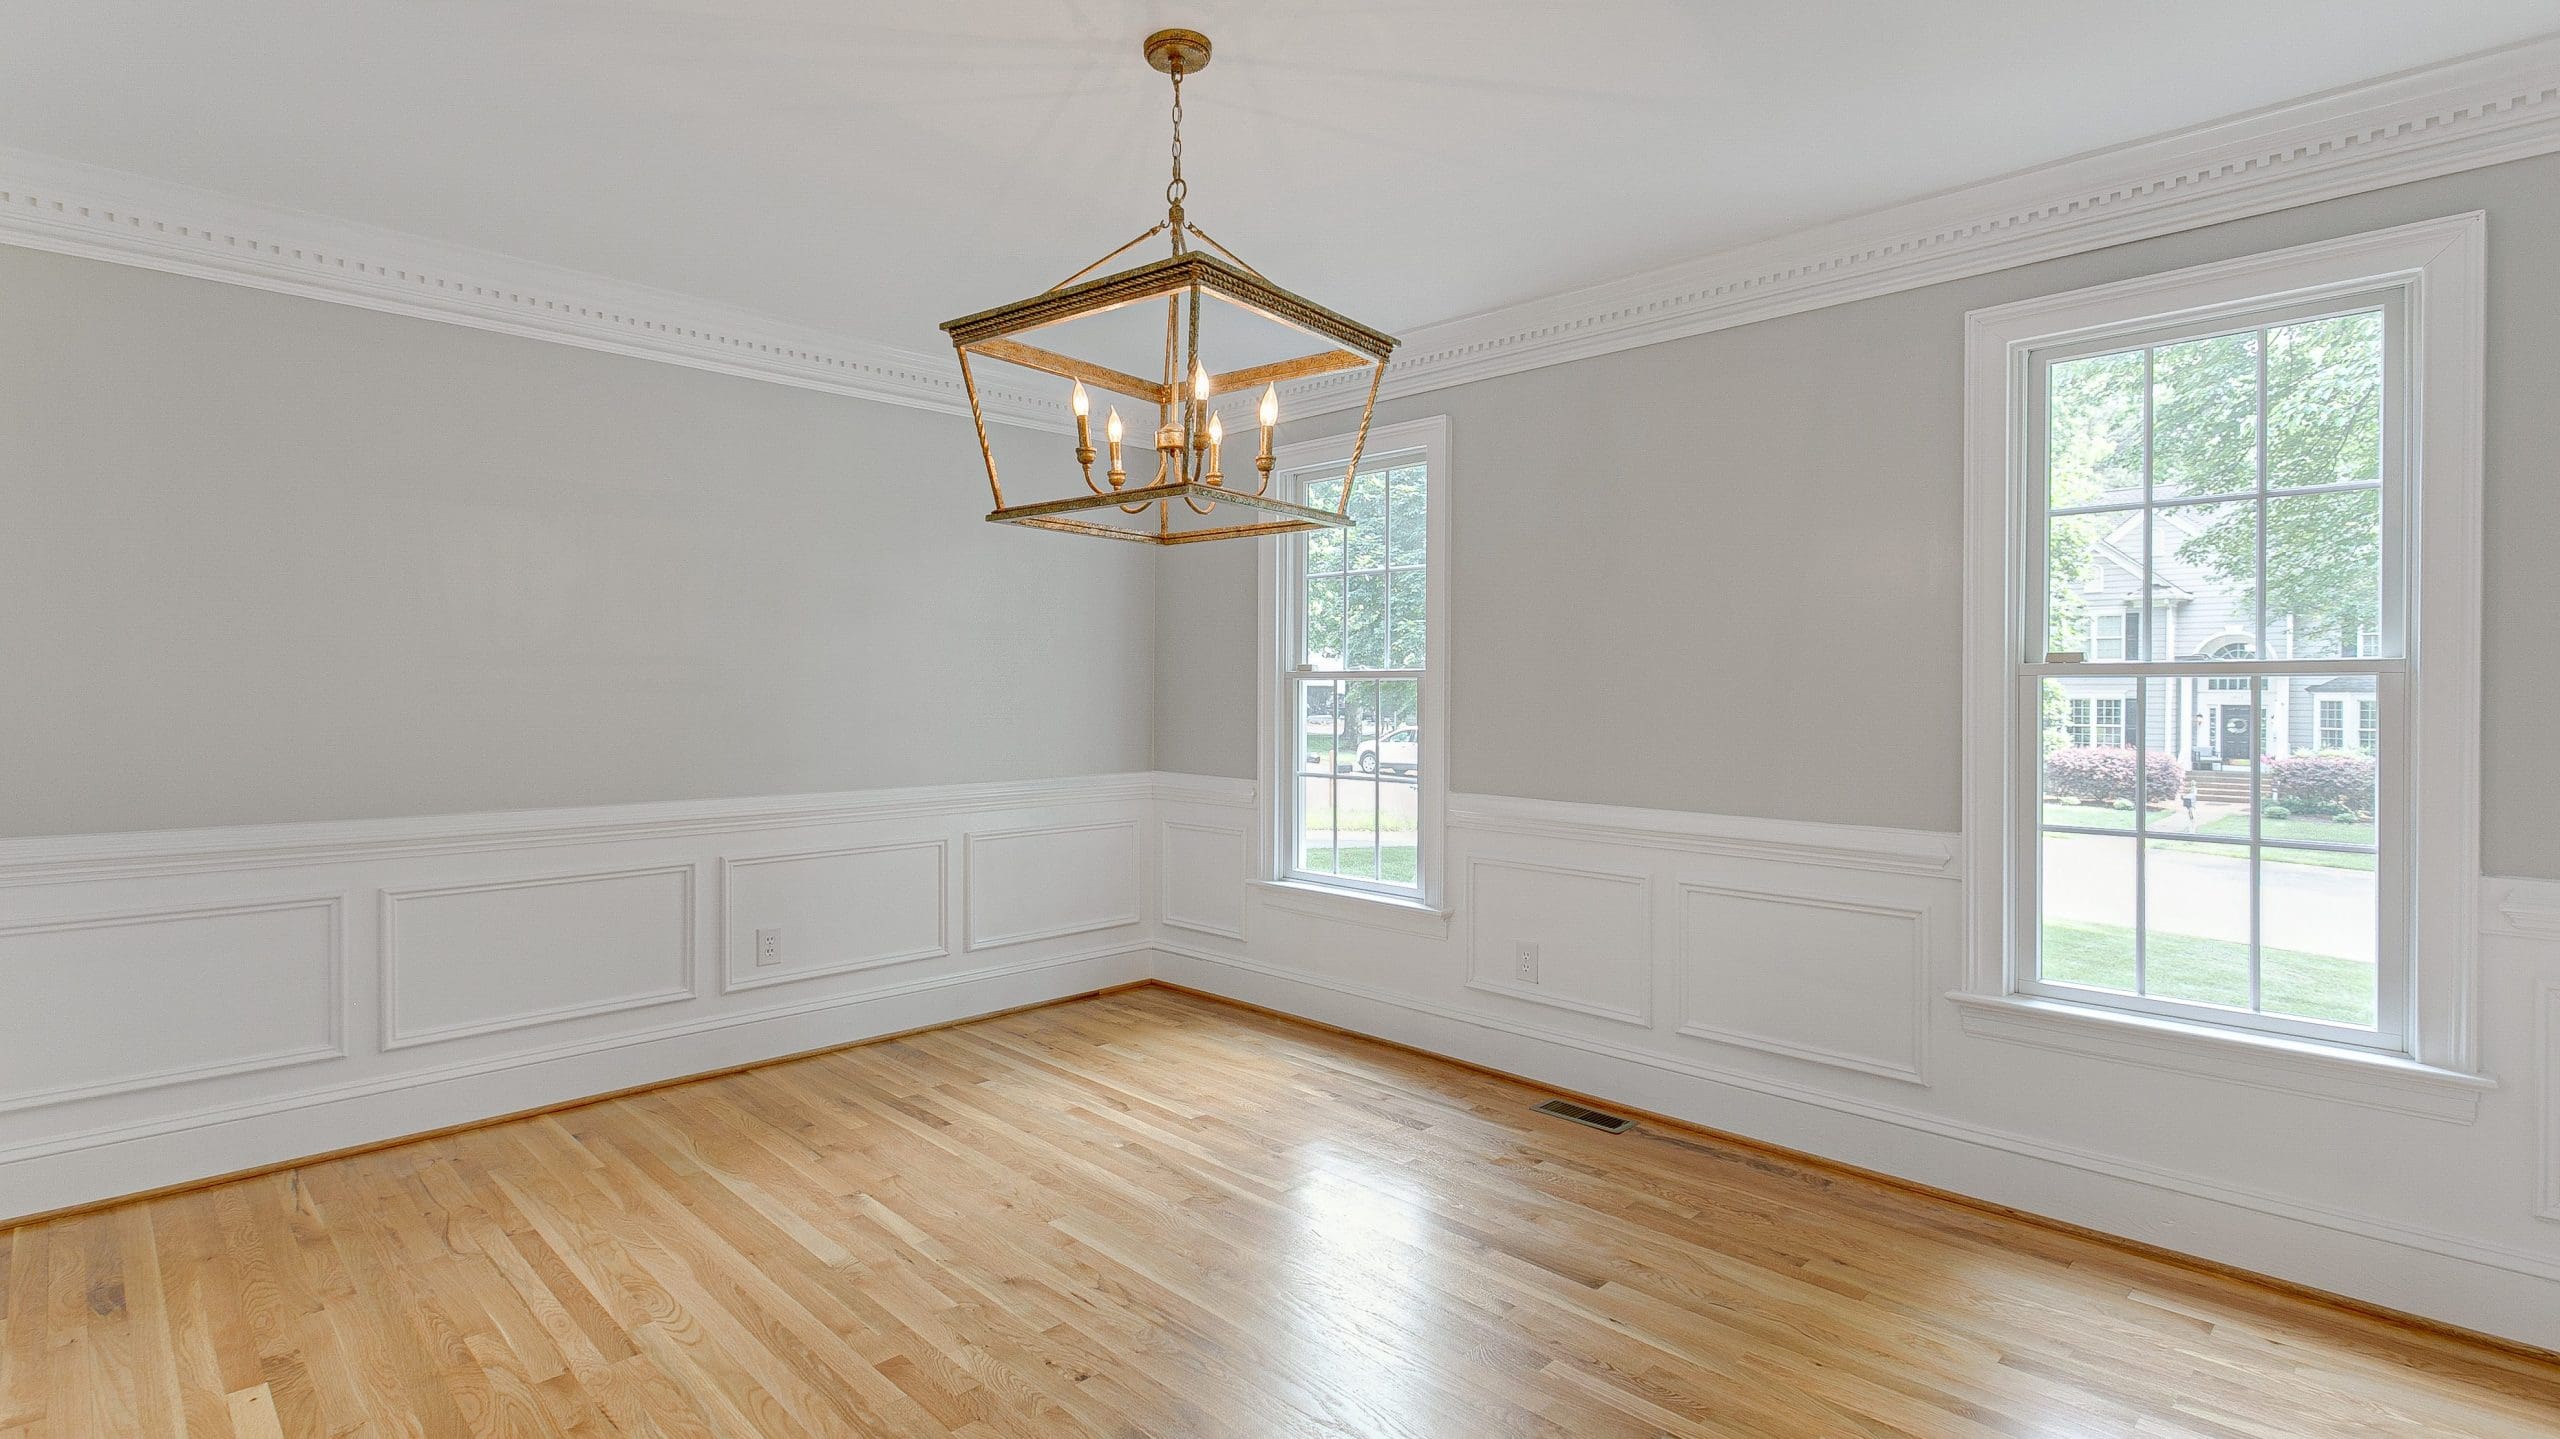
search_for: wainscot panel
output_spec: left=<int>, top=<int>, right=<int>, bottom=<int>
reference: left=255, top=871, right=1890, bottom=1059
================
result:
left=1145, top=776, right=2560, bottom=1350
left=0, top=896, right=343, bottom=1112
left=0, top=774, right=1153, bottom=1222
left=720, top=841, right=948, bottom=992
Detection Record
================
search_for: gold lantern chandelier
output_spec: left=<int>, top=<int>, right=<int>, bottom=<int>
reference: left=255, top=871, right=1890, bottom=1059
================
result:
left=940, top=28, right=1399, bottom=544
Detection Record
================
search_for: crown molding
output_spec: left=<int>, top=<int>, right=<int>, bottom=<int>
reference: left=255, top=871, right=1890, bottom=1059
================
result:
left=5, top=35, right=2555, bottom=431
left=0, top=144, right=1069, bottom=432
left=1287, top=33, right=2560, bottom=414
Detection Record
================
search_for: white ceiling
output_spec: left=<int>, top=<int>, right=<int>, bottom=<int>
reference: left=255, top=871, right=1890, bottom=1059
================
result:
left=6, top=2, right=2557, bottom=351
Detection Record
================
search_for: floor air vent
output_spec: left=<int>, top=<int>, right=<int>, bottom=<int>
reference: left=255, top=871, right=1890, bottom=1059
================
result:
left=1533, top=1098, right=1634, bottom=1133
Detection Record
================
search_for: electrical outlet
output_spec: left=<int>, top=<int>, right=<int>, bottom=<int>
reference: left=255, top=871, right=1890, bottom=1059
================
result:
left=755, top=927, right=783, bottom=967
left=1514, top=941, right=1540, bottom=984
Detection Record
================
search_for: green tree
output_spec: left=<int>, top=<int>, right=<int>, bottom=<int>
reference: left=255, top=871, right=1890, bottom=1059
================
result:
left=2048, top=315, right=2383, bottom=660
left=2045, top=349, right=2143, bottom=651
left=1297, top=462, right=1427, bottom=767
left=1298, top=463, right=1427, bottom=673
left=2173, top=313, right=2382, bottom=656
left=2151, top=331, right=2259, bottom=497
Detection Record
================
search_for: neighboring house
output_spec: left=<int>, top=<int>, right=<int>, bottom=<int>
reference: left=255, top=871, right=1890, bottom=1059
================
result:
left=2049, top=502, right=2379, bottom=770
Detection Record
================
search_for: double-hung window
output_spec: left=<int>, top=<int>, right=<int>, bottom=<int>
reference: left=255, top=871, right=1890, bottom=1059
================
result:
left=2091, top=610, right=2128, bottom=660
left=2316, top=696, right=2380, bottom=755
left=2066, top=697, right=2124, bottom=749
left=1962, top=217, right=2484, bottom=1078
left=1261, top=417, right=1450, bottom=908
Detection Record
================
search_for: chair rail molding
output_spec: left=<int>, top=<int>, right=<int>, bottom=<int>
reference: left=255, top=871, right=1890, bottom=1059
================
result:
left=1141, top=772, right=2560, bottom=1349
left=1280, top=34, right=2560, bottom=415
left=0, top=772, right=1160, bottom=888
left=0, top=772, right=1155, bottom=1223
left=0, top=143, right=1064, bottom=431
left=6, top=769, right=2557, bottom=1346
left=2489, top=876, right=2560, bottom=940
left=1448, top=792, right=1957, bottom=877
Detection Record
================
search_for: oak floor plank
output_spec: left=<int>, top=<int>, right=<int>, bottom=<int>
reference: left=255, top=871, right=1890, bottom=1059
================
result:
left=6, top=987, right=2558, bottom=1437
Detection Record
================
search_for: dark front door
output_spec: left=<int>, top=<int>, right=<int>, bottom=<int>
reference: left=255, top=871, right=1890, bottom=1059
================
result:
left=2219, top=706, right=2254, bottom=759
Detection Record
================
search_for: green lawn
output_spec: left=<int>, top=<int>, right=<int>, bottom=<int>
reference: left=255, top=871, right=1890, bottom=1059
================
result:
left=2041, top=802, right=2143, bottom=831
left=1299, top=845, right=1418, bottom=885
left=2040, top=805, right=2375, bottom=871
left=2040, top=920, right=2375, bottom=1027
left=1295, top=781, right=1418, bottom=833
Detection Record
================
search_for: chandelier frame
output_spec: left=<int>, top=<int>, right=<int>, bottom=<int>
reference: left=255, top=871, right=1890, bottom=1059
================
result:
left=938, top=29, right=1399, bottom=545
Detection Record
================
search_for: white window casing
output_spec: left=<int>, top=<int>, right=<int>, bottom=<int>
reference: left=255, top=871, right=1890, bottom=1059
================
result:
left=1256, top=416, right=1452, bottom=920
left=1957, top=215, right=2488, bottom=1108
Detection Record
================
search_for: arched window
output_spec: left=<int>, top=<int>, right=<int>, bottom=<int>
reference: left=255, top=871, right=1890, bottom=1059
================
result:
left=2204, top=638, right=2252, bottom=690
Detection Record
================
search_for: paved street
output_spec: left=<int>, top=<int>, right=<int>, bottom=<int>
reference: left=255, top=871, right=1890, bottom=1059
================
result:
left=2042, top=831, right=2375, bottom=963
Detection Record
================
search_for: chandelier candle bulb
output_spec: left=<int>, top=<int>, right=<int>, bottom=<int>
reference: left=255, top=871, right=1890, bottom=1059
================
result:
left=1188, top=359, right=1212, bottom=466
left=1070, top=381, right=1095, bottom=474
left=1206, top=413, right=1224, bottom=485
left=1256, top=384, right=1278, bottom=488
left=1105, top=407, right=1125, bottom=488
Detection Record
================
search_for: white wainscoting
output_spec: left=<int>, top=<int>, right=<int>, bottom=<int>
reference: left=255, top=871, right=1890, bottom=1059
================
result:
left=381, top=863, right=697, bottom=1048
left=1148, top=776, right=2560, bottom=1350
left=719, top=841, right=948, bottom=993
left=1159, top=819, right=1247, bottom=941
left=2542, top=976, right=2560, bottom=1224
left=1676, top=882, right=1930, bottom=1084
left=9, top=770, right=2559, bottom=1350
left=1463, top=855, right=1652, bottom=1026
left=964, top=821, right=1143, bottom=950
left=0, top=896, right=344, bottom=1113
left=0, top=774, right=1154, bottom=1222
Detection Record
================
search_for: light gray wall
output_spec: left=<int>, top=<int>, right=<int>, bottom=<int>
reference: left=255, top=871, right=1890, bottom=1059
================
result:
left=1155, top=151, right=2560, bottom=878
left=0, top=246, right=1155, bottom=836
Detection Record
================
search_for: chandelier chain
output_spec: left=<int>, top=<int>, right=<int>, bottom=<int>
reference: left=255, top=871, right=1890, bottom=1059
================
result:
left=1166, top=67, right=1187, bottom=223
left=937, top=29, right=1398, bottom=544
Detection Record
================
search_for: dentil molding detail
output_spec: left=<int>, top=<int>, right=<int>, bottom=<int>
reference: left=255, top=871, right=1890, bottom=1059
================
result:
left=1, top=37, right=2555, bottom=424
left=0, top=144, right=1065, bottom=431
left=1281, top=34, right=2560, bottom=413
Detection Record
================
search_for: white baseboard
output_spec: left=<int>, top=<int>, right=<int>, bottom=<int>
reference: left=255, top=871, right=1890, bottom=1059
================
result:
left=4, top=945, right=1146, bottom=1223
left=0, top=773, right=1158, bottom=1221
left=7, top=770, right=2556, bottom=1353
left=1146, top=773, right=2560, bottom=1351
left=1151, top=942, right=2560, bottom=1349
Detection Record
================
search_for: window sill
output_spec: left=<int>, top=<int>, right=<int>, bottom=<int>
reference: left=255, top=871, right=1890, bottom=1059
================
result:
left=1944, top=991, right=2492, bottom=1123
left=1250, top=880, right=1452, bottom=938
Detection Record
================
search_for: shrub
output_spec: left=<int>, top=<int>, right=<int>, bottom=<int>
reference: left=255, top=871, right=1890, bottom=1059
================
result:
left=2042, top=746, right=2188, bottom=807
left=2268, top=752, right=2375, bottom=814
left=2263, top=804, right=2292, bottom=820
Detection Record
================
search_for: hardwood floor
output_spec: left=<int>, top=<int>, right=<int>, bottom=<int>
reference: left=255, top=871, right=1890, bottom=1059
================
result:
left=3, top=986, right=2555, bottom=1437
